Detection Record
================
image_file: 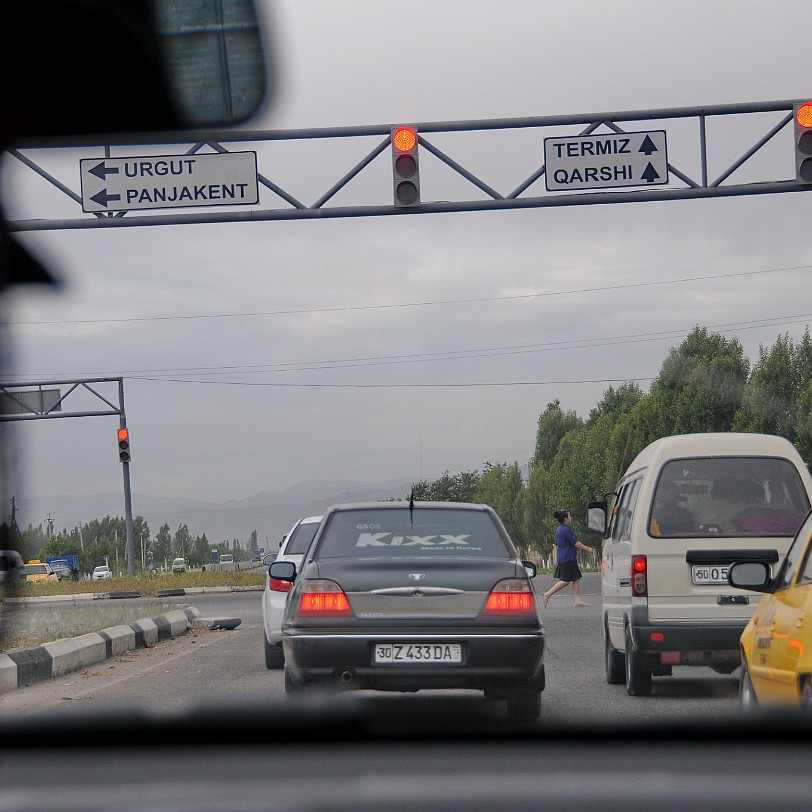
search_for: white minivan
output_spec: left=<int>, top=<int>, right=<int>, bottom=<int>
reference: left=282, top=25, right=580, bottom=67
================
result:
left=588, top=432, right=812, bottom=696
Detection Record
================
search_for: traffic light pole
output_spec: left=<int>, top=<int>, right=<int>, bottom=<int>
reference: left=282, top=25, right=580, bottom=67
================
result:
left=0, top=377, right=137, bottom=576
left=118, top=379, right=135, bottom=577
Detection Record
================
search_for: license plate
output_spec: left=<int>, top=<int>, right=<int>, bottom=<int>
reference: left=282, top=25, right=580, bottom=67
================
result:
left=691, top=564, right=729, bottom=585
left=374, top=642, right=462, bottom=664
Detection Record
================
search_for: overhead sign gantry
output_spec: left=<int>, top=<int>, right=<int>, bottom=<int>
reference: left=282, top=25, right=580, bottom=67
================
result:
left=5, top=98, right=812, bottom=232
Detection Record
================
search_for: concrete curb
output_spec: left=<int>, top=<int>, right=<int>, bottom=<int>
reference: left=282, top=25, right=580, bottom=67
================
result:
left=0, top=606, right=201, bottom=694
left=3, top=583, right=264, bottom=604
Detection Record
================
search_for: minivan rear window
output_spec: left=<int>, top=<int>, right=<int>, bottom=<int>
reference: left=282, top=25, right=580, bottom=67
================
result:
left=649, top=456, right=810, bottom=538
left=314, top=508, right=512, bottom=559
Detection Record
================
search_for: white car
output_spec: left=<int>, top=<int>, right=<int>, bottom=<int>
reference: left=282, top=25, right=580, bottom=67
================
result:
left=171, top=558, right=186, bottom=573
left=91, top=565, right=112, bottom=580
left=262, top=515, right=322, bottom=669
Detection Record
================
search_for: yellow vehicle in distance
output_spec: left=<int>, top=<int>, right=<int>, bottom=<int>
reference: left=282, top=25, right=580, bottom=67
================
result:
left=22, top=560, right=58, bottom=584
left=731, top=508, right=812, bottom=710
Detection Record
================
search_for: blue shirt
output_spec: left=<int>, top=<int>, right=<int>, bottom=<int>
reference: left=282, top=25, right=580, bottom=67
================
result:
left=555, top=524, right=578, bottom=564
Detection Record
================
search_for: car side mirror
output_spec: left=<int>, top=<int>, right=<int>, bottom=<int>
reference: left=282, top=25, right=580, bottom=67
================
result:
left=728, top=561, right=772, bottom=592
left=270, top=561, right=296, bottom=582
left=522, top=561, right=537, bottom=578
left=587, top=501, right=608, bottom=534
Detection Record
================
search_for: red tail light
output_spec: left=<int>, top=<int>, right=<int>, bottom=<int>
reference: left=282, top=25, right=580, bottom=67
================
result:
left=483, top=579, right=537, bottom=616
left=297, top=580, right=352, bottom=616
left=269, top=577, right=292, bottom=593
left=632, top=555, right=648, bottom=597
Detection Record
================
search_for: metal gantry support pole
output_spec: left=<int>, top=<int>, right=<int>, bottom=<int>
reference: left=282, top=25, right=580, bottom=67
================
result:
left=0, top=377, right=137, bottom=575
left=118, top=379, right=135, bottom=577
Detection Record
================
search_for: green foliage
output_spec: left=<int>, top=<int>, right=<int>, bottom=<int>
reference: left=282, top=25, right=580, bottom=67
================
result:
left=12, top=326, right=812, bottom=579
left=474, top=462, right=526, bottom=553
left=534, top=399, right=582, bottom=468
left=411, top=470, right=481, bottom=502
left=414, top=326, right=812, bottom=560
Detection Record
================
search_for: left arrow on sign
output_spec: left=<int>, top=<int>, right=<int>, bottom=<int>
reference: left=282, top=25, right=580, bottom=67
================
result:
left=90, top=189, right=121, bottom=208
left=88, top=161, right=120, bottom=180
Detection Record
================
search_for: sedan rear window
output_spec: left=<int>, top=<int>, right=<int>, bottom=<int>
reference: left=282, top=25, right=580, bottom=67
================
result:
left=314, top=507, right=512, bottom=559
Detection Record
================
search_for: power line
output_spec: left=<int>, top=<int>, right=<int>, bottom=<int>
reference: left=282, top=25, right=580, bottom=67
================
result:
left=10, top=310, right=811, bottom=384
left=8, top=263, right=811, bottom=326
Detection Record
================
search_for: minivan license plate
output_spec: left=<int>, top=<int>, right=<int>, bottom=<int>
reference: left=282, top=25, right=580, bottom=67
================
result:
left=691, top=564, right=729, bottom=585
left=374, top=643, right=462, bottom=663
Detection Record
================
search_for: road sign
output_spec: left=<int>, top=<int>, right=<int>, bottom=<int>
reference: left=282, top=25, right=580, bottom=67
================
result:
left=544, top=130, right=668, bottom=191
left=80, top=152, right=259, bottom=212
left=0, top=388, right=61, bottom=416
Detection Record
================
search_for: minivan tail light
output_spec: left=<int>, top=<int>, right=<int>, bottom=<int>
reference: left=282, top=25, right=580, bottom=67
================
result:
left=632, top=555, right=648, bottom=597
left=269, top=577, right=292, bottom=593
left=297, top=579, right=352, bottom=616
left=483, top=579, right=537, bottom=616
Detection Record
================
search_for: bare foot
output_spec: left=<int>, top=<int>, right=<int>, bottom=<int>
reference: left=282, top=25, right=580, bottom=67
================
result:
left=574, top=602, right=589, bottom=607
left=542, top=592, right=549, bottom=608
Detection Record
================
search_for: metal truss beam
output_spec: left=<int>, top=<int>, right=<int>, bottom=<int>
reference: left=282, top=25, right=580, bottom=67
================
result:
left=4, top=99, right=807, bottom=232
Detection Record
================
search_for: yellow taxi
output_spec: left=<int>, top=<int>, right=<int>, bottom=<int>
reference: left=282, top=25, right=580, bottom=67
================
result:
left=22, top=560, right=58, bottom=584
left=730, top=508, right=812, bottom=709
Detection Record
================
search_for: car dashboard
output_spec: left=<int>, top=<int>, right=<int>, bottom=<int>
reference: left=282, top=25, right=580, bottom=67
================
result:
left=1, top=699, right=810, bottom=812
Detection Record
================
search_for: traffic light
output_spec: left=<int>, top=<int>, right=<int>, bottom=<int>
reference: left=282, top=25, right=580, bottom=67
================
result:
left=391, top=125, right=420, bottom=206
left=117, top=427, right=131, bottom=462
left=794, top=101, right=812, bottom=182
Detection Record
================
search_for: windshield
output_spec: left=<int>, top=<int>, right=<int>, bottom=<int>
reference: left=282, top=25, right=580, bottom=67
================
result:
left=3, top=0, right=812, bottom=750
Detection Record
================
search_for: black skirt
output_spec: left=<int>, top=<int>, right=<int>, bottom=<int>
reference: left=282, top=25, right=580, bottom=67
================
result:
left=553, top=561, right=582, bottom=582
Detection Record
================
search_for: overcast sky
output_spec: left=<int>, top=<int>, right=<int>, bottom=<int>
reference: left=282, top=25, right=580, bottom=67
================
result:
left=3, top=0, right=812, bottom=525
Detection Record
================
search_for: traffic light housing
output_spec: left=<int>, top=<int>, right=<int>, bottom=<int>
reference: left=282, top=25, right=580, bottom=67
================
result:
left=391, top=125, right=420, bottom=206
left=117, top=427, right=131, bottom=462
left=794, top=102, right=812, bottom=182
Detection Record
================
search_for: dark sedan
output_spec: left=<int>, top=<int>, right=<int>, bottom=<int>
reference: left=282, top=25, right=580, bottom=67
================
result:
left=270, top=501, right=545, bottom=721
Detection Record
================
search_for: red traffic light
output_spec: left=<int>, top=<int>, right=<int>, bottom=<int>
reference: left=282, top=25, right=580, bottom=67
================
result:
left=117, top=427, right=131, bottom=462
left=392, top=126, right=417, bottom=153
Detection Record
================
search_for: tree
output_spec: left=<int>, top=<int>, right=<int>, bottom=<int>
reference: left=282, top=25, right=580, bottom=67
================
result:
left=534, top=399, right=581, bottom=469
left=189, top=533, right=211, bottom=567
left=153, top=523, right=172, bottom=568
left=518, top=462, right=553, bottom=560
left=474, top=462, right=527, bottom=553
left=637, top=327, right=749, bottom=441
left=411, top=470, right=481, bottom=502
left=173, top=524, right=192, bottom=558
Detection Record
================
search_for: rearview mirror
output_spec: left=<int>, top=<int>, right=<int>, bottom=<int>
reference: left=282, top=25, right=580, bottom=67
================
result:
left=2, top=0, right=270, bottom=144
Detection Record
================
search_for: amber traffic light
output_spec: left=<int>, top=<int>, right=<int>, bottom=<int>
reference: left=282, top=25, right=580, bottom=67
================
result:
left=793, top=102, right=812, bottom=182
left=391, top=125, right=420, bottom=206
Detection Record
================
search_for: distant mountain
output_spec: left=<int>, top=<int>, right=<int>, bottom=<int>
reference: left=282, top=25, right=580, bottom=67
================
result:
left=20, top=478, right=415, bottom=551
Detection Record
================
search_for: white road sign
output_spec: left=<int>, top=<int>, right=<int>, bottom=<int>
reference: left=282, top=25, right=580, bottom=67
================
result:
left=544, top=130, right=668, bottom=191
left=80, top=152, right=259, bottom=212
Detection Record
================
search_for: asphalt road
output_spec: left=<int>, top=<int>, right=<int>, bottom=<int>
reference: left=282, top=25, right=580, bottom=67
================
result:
left=0, top=573, right=740, bottom=728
